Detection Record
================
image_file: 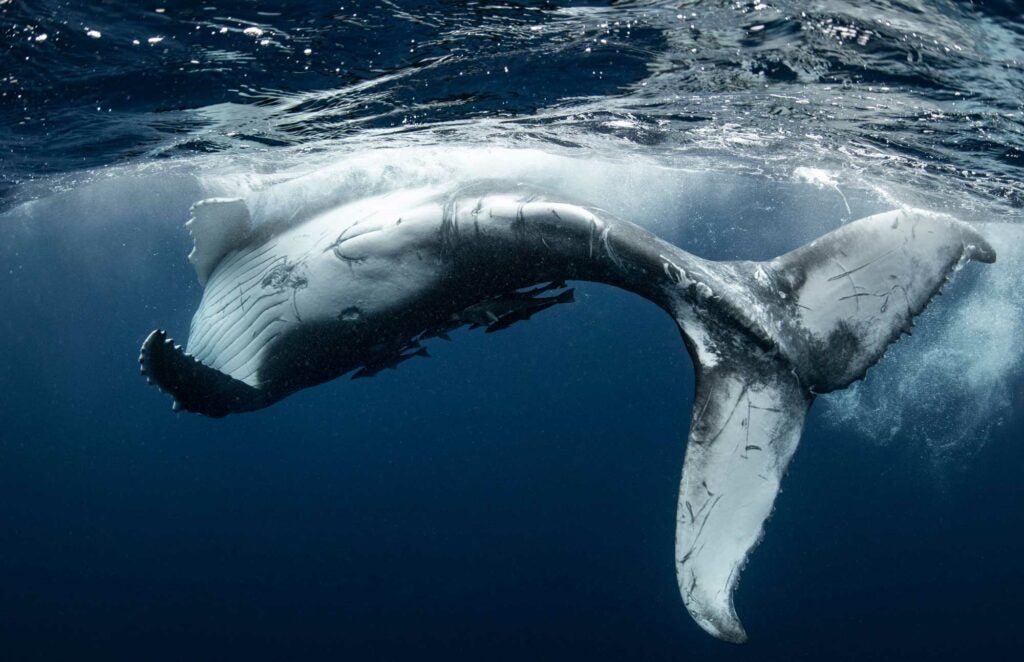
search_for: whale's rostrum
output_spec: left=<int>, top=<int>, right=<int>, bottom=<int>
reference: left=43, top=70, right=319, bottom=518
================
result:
left=139, top=182, right=995, bottom=642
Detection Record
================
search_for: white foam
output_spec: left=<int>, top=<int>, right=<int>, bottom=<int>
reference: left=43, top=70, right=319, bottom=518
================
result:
left=196, top=145, right=701, bottom=235
left=792, top=166, right=851, bottom=216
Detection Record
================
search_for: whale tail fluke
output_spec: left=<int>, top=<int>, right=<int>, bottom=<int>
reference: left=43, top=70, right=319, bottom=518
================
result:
left=676, top=356, right=810, bottom=643
left=767, top=208, right=996, bottom=393
left=671, top=209, right=994, bottom=642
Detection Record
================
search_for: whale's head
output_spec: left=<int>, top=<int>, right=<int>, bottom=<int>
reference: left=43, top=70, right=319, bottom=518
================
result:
left=140, top=193, right=457, bottom=416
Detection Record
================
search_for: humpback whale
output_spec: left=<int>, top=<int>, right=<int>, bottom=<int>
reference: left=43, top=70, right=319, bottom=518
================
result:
left=140, top=183, right=994, bottom=642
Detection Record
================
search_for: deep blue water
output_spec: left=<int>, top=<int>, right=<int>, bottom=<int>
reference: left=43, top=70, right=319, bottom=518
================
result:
left=2, top=1, right=1024, bottom=660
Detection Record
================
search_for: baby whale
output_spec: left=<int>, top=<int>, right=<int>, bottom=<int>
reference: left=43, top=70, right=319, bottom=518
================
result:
left=140, top=183, right=994, bottom=642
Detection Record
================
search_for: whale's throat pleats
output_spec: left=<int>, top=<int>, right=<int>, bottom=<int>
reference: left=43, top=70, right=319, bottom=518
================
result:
left=186, top=241, right=299, bottom=388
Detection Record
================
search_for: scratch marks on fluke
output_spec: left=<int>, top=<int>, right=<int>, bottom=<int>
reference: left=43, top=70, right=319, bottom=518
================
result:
left=827, top=248, right=901, bottom=283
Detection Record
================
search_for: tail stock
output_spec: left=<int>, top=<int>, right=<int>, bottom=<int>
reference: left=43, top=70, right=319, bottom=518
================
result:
left=666, top=209, right=995, bottom=642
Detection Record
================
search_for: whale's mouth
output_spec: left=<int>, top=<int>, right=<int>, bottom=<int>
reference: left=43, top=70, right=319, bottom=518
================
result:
left=139, top=329, right=268, bottom=418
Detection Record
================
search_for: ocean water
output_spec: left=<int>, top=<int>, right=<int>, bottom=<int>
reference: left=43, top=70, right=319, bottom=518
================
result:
left=1, top=1, right=1023, bottom=659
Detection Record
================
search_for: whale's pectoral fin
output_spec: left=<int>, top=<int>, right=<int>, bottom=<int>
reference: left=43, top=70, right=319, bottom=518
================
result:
left=676, top=357, right=811, bottom=644
left=139, top=329, right=266, bottom=418
left=186, top=197, right=253, bottom=286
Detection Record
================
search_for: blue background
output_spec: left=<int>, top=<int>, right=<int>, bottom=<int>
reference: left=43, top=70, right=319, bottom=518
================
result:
left=2, top=0, right=1023, bottom=659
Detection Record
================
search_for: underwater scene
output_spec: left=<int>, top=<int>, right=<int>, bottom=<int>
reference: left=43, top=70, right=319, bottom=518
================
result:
left=1, top=1, right=1022, bottom=659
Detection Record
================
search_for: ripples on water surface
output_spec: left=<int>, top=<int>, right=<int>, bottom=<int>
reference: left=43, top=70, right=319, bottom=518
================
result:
left=2, top=0, right=1023, bottom=215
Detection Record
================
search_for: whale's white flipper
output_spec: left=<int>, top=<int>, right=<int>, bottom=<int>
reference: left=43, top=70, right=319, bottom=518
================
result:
left=186, top=198, right=253, bottom=286
left=672, top=209, right=995, bottom=642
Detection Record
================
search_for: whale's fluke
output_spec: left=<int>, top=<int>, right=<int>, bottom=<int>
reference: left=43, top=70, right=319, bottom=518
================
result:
left=771, top=209, right=996, bottom=393
left=677, top=360, right=809, bottom=643
left=671, top=209, right=995, bottom=642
